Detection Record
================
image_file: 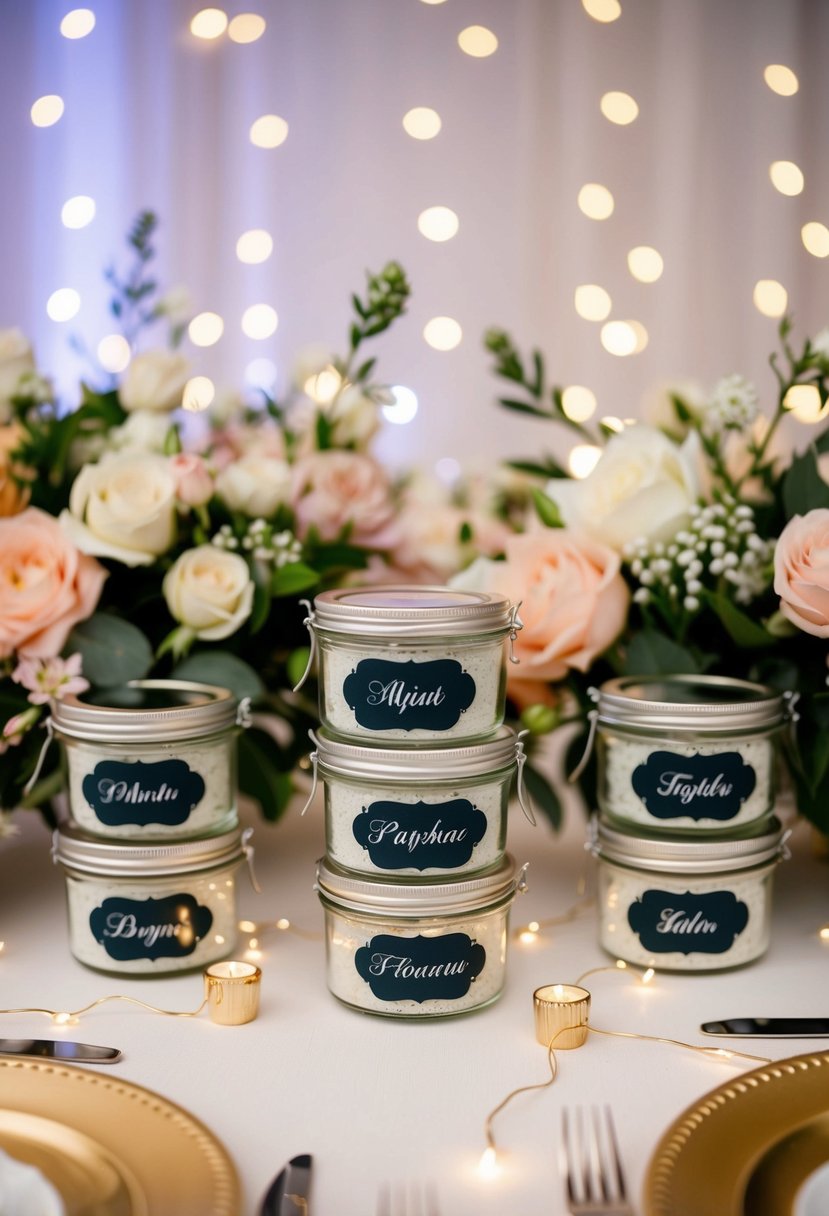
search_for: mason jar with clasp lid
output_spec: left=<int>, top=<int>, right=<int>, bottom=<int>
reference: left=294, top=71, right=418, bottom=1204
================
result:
left=587, top=675, right=791, bottom=835
left=302, top=725, right=535, bottom=880
left=50, top=680, right=250, bottom=841
left=315, top=854, right=528, bottom=1017
left=295, top=586, right=522, bottom=747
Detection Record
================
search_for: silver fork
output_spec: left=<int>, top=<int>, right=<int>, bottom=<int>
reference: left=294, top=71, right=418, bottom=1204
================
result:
left=376, top=1182, right=441, bottom=1216
left=561, top=1106, right=634, bottom=1215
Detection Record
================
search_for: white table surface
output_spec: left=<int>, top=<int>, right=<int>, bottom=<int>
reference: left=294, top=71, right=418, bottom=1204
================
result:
left=2, top=787, right=828, bottom=1216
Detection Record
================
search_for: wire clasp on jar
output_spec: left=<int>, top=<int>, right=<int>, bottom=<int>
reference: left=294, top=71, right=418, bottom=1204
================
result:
left=292, top=600, right=317, bottom=692
left=508, top=601, right=524, bottom=665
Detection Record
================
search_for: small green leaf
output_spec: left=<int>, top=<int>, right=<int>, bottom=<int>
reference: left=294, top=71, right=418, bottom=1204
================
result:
left=65, top=614, right=154, bottom=687
left=707, top=593, right=776, bottom=649
left=782, top=446, right=829, bottom=519
left=624, top=629, right=701, bottom=675
left=532, top=487, right=563, bottom=528
left=163, top=424, right=182, bottom=455
left=459, top=520, right=473, bottom=544
left=237, top=728, right=294, bottom=822
left=507, top=457, right=568, bottom=478
left=286, top=647, right=312, bottom=689
left=315, top=412, right=333, bottom=451
left=498, top=397, right=551, bottom=418
left=171, top=651, right=265, bottom=701
left=271, top=562, right=320, bottom=598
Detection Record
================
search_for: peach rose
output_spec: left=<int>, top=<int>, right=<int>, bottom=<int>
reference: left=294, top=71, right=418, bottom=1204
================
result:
left=459, top=532, right=630, bottom=682
left=0, top=507, right=107, bottom=659
left=291, top=451, right=398, bottom=547
left=0, top=423, right=30, bottom=517
left=395, top=504, right=512, bottom=582
left=774, top=509, right=829, bottom=637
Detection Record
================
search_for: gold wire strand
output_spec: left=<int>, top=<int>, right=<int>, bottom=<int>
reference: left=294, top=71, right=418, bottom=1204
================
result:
left=586, top=1024, right=772, bottom=1066
left=0, top=995, right=208, bottom=1022
left=514, top=895, right=595, bottom=940
left=483, top=1035, right=561, bottom=1152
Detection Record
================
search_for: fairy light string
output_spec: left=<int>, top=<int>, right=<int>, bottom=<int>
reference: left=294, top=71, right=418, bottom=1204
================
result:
left=0, top=993, right=207, bottom=1027
left=479, top=961, right=772, bottom=1177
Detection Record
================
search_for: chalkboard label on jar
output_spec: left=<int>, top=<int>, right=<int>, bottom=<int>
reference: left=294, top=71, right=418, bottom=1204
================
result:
left=355, top=932, right=486, bottom=1002
left=342, top=658, right=476, bottom=732
left=90, top=894, right=213, bottom=961
left=82, top=759, right=206, bottom=827
left=631, top=751, right=756, bottom=822
left=352, top=799, right=487, bottom=870
left=627, top=888, right=749, bottom=955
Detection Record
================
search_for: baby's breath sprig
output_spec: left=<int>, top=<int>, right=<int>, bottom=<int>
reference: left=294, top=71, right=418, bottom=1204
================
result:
left=623, top=498, right=775, bottom=636
left=211, top=520, right=303, bottom=568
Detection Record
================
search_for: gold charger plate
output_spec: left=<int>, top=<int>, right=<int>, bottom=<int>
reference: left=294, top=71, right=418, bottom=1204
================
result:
left=0, top=1058, right=240, bottom=1216
left=644, top=1052, right=829, bottom=1216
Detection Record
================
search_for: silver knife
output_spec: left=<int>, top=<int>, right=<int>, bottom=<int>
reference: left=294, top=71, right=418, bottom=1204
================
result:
left=701, top=1017, right=829, bottom=1037
left=0, top=1037, right=122, bottom=1063
left=259, top=1153, right=313, bottom=1216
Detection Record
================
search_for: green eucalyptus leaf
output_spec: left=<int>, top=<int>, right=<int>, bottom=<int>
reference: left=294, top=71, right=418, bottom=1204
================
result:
left=65, top=613, right=154, bottom=687
left=707, top=593, right=775, bottom=649
left=520, top=761, right=562, bottom=831
left=271, top=562, right=320, bottom=597
left=532, top=487, right=563, bottom=528
left=782, top=446, right=829, bottom=518
left=237, top=727, right=294, bottom=822
left=624, top=629, right=701, bottom=675
left=171, top=650, right=265, bottom=701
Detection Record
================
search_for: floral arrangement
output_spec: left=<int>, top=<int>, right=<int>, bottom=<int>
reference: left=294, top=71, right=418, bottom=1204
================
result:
left=0, top=213, right=508, bottom=828
left=461, top=319, right=829, bottom=834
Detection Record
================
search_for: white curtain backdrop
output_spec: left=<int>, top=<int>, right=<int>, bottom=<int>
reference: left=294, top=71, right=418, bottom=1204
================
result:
left=1, top=0, right=827, bottom=473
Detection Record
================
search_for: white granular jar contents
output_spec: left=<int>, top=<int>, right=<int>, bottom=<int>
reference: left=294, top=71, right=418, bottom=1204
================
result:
left=305, top=726, right=534, bottom=879
left=52, top=824, right=256, bottom=975
left=302, top=586, right=521, bottom=746
left=591, top=816, right=785, bottom=972
left=591, top=676, right=789, bottom=835
left=316, top=855, right=528, bottom=1017
left=51, top=680, right=248, bottom=841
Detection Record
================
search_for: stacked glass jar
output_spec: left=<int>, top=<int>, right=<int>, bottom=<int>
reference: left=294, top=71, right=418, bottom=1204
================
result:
left=301, top=586, right=531, bottom=1017
left=588, top=675, right=791, bottom=972
left=50, top=680, right=254, bottom=976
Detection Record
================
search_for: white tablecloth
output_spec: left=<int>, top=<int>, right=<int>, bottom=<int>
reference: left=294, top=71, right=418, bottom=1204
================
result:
left=2, top=789, right=828, bottom=1215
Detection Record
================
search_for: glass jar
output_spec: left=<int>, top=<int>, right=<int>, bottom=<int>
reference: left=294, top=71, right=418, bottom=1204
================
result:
left=315, top=854, right=528, bottom=1017
left=52, top=824, right=256, bottom=976
left=51, top=680, right=249, bottom=841
left=304, top=726, right=534, bottom=880
left=593, top=675, right=788, bottom=835
left=591, top=816, right=786, bottom=972
left=302, top=586, right=521, bottom=746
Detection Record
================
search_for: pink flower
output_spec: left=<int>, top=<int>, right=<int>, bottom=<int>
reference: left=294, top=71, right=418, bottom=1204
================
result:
left=291, top=451, right=398, bottom=548
left=774, top=509, right=829, bottom=637
left=13, top=653, right=89, bottom=705
left=473, top=531, right=630, bottom=683
left=0, top=507, right=107, bottom=659
left=394, top=504, right=512, bottom=583
left=170, top=452, right=213, bottom=508
left=0, top=706, right=40, bottom=753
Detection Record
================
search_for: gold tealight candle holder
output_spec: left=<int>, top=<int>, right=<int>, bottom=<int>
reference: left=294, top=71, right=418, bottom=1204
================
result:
left=204, top=961, right=262, bottom=1025
left=533, top=983, right=591, bottom=1049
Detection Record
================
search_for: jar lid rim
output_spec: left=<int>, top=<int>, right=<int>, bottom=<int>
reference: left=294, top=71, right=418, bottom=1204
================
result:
left=316, top=853, right=523, bottom=914
left=597, top=674, right=785, bottom=731
left=52, top=679, right=237, bottom=742
left=593, top=815, right=784, bottom=872
left=312, top=585, right=514, bottom=637
left=314, top=724, right=520, bottom=777
left=53, top=823, right=247, bottom=875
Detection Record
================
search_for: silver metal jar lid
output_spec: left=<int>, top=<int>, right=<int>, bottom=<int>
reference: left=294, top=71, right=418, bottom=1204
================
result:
left=311, top=585, right=515, bottom=638
left=596, top=675, right=786, bottom=734
left=314, top=725, right=521, bottom=780
left=53, top=823, right=252, bottom=877
left=316, top=853, right=528, bottom=916
left=51, top=679, right=240, bottom=743
left=591, top=815, right=786, bottom=875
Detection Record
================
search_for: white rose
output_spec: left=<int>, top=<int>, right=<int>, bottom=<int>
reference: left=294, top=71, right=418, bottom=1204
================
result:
left=325, top=385, right=381, bottom=448
left=550, top=424, right=700, bottom=551
left=108, top=409, right=171, bottom=453
left=215, top=455, right=292, bottom=517
left=163, top=546, right=254, bottom=640
left=60, top=452, right=177, bottom=566
left=119, top=350, right=190, bottom=413
left=0, top=328, right=36, bottom=418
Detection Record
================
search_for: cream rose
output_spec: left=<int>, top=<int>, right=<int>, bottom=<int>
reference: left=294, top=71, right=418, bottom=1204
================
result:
left=163, top=546, right=254, bottom=640
left=119, top=350, right=190, bottom=413
left=108, top=409, right=172, bottom=454
left=395, top=504, right=512, bottom=582
left=324, top=385, right=381, bottom=449
left=0, top=329, right=36, bottom=418
left=453, top=534, right=629, bottom=682
left=0, top=507, right=107, bottom=658
left=774, top=510, right=829, bottom=637
left=60, top=453, right=177, bottom=566
left=291, top=451, right=398, bottom=547
left=215, top=455, right=291, bottom=518
left=551, top=424, right=700, bottom=551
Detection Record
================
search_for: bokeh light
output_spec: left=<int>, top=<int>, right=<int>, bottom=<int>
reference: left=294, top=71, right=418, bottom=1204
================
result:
left=753, top=279, right=788, bottom=317
left=569, top=444, right=603, bottom=478
left=188, top=312, right=225, bottom=347
left=801, top=222, right=829, bottom=259
left=769, top=160, right=804, bottom=196
left=61, top=195, right=96, bottom=229
left=458, top=26, right=498, bottom=57
left=236, top=229, right=273, bottom=264
left=578, top=183, right=614, bottom=220
left=402, top=107, right=442, bottom=140
left=784, top=384, right=828, bottom=424
left=241, top=304, right=278, bottom=339
left=97, top=334, right=131, bottom=374
left=764, top=64, right=799, bottom=96
left=627, top=246, right=664, bottom=282
left=582, top=0, right=622, bottom=22
left=574, top=284, right=612, bottom=321
left=601, top=320, right=637, bottom=356
left=46, top=288, right=80, bottom=322
left=31, top=95, right=64, bottom=127
left=304, top=367, right=342, bottom=404
left=561, top=386, right=598, bottom=422
left=600, top=91, right=638, bottom=124
left=250, top=115, right=289, bottom=148
left=423, top=317, right=462, bottom=351
left=383, top=385, right=419, bottom=425
left=228, top=14, right=266, bottom=43
left=190, top=9, right=228, bottom=39
left=183, top=376, right=215, bottom=411
left=60, top=9, right=95, bottom=38
left=417, top=206, right=459, bottom=242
